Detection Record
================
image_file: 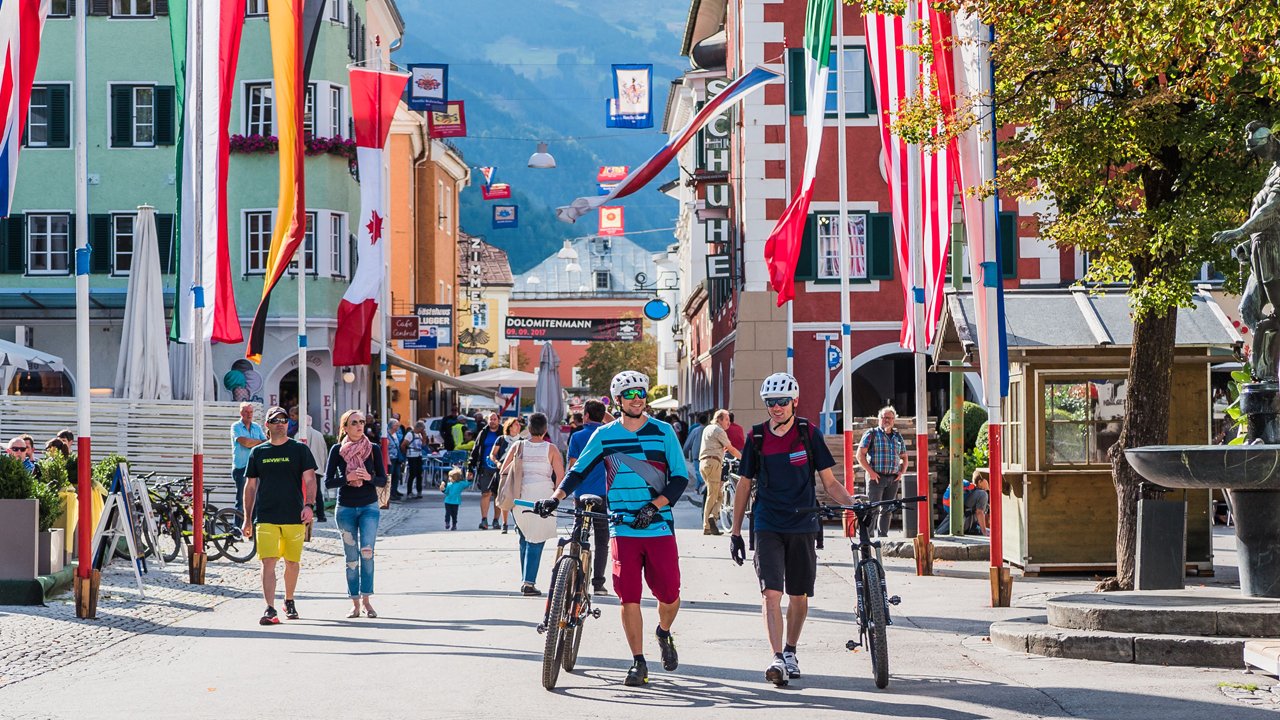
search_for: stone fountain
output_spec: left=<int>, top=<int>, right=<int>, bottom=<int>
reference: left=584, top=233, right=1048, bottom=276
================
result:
left=1127, top=120, right=1280, bottom=598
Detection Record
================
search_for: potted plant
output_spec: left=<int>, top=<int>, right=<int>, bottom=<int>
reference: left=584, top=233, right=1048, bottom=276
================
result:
left=34, top=453, right=69, bottom=575
left=0, top=454, right=38, bottom=581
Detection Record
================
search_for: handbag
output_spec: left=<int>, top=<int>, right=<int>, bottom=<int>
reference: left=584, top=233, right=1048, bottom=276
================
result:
left=496, top=440, right=525, bottom=512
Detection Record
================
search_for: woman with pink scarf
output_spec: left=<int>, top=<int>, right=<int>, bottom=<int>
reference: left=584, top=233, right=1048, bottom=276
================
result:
left=325, top=409, right=388, bottom=618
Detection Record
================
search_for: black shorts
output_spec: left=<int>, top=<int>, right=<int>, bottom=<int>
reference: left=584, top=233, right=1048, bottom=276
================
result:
left=753, top=531, right=818, bottom=597
left=476, top=465, right=499, bottom=493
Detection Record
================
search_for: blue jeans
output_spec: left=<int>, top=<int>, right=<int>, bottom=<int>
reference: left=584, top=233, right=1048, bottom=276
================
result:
left=517, top=527, right=545, bottom=586
left=232, top=467, right=247, bottom=518
left=336, top=504, right=381, bottom=597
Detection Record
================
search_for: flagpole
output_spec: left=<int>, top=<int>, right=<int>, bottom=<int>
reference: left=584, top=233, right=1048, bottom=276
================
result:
left=834, top=5, right=855, bottom=532
left=189, top=0, right=208, bottom=585
left=784, top=36, right=794, bottom=379
left=376, top=39, right=391, bottom=478
left=73, top=0, right=98, bottom=619
left=906, top=0, right=933, bottom=573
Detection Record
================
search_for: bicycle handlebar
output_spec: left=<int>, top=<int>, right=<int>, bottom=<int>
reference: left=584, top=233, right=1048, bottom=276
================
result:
left=513, top=498, right=667, bottom=529
left=795, top=495, right=928, bottom=516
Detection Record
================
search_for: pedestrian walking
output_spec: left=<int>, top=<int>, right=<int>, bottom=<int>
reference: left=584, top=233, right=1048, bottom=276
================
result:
left=302, top=415, right=329, bottom=522
left=231, top=402, right=267, bottom=519
left=699, top=409, right=742, bottom=535
left=489, top=417, right=523, bottom=533
left=241, top=406, right=319, bottom=625
left=565, top=399, right=611, bottom=594
left=325, top=409, right=387, bottom=619
left=729, top=372, right=856, bottom=686
left=503, top=413, right=564, bottom=596
left=855, top=406, right=908, bottom=538
left=387, top=418, right=406, bottom=500
left=401, top=420, right=427, bottom=497
left=534, top=370, right=689, bottom=687
left=442, top=468, right=467, bottom=529
left=471, top=412, right=504, bottom=530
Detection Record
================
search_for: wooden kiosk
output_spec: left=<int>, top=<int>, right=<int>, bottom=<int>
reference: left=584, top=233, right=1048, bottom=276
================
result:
left=933, top=288, right=1241, bottom=575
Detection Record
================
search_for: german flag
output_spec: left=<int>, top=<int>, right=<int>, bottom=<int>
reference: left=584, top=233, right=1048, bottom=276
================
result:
left=246, top=0, right=307, bottom=362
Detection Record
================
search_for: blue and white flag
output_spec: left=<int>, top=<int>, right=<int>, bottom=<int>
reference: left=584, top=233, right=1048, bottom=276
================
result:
left=407, top=63, right=448, bottom=111
left=607, top=64, right=652, bottom=129
left=493, top=204, right=518, bottom=229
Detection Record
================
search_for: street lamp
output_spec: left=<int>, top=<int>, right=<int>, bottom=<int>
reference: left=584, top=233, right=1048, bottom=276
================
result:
left=528, top=142, right=556, bottom=169
left=557, top=239, right=579, bottom=261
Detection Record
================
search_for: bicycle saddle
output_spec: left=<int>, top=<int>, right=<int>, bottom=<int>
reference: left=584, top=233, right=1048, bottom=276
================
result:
left=576, top=494, right=605, bottom=510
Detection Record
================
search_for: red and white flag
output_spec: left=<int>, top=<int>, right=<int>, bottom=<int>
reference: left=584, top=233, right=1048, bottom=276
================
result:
left=867, top=3, right=955, bottom=350
left=333, top=67, right=409, bottom=366
left=598, top=206, right=624, bottom=236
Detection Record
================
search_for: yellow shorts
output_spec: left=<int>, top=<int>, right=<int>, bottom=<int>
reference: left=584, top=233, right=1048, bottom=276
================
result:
left=255, top=523, right=305, bottom=563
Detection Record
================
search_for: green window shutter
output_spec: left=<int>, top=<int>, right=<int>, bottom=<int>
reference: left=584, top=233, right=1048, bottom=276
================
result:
left=154, top=86, right=175, bottom=145
left=48, top=85, right=70, bottom=148
left=110, top=85, right=133, bottom=148
left=868, top=212, right=895, bottom=280
left=999, top=211, right=1018, bottom=279
left=787, top=48, right=806, bottom=116
left=65, top=215, right=77, bottom=272
left=863, top=51, right=878, bottom=117
left=795, top=213, right=817, bottom=281
left=89, top=0, right=109, bottom=16
left=2, top=215, right=25, bottom=274
left=155, top=0, right=169, bottom=15
left=89, top=214, right=112, bottom=274
left=156, top=213, right=175, bottom=273
left=67, top=1, right=77, bottom=16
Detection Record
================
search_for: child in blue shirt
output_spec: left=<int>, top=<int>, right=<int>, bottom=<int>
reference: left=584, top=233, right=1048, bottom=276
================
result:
left=442, top=468, right=468, bottom=530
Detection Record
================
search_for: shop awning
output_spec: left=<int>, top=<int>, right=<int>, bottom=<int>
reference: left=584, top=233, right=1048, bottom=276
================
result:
left=383, top=350, right=500, bottom=399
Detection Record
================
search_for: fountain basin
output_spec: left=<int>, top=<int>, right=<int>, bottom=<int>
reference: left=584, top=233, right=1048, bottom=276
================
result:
left=1125, top=445, right=1280, bottom=491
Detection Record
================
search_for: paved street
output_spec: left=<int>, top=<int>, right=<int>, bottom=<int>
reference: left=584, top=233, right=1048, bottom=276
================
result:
left=0, top=496, right=1272, bottom=720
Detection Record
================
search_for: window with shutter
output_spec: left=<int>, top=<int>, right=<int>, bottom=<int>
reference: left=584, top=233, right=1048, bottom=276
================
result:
left=89, top=214, right=112, bottom=274
left=27, top=214, right=72, bottom=275
left=868, top=212, right=895, bottom=280
left=48, top=85, right=70, bottom=148
left=999, top=211, right=1018, bottom=279
left=156, top=214, right=175, bottom=274
left=787, top=48, right=806, bottom=116
left=110, top=85, right=134, bottom=148
left=788, top=45, right=876, bottom=119
left=154, top=86, right=175, bottom=145
left=246, top=0, right=267, bottom=16
left=111, top=0, right=155, bottom=18
left=50, top=0, right=74, bottom=18
left=24, top=87, right=51, bottom=147
left=795, top=214, right=817, bottom=280
left=2, top=216, right=25, bottom=275
left=89, top=0, right=110, bottom=16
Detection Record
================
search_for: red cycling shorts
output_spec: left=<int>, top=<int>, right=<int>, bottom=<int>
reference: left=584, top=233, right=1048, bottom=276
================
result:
left=610, top=534, right=681, bottom=605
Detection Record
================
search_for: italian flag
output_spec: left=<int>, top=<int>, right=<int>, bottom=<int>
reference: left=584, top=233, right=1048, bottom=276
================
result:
left=764, top=0, right=834, bottom=306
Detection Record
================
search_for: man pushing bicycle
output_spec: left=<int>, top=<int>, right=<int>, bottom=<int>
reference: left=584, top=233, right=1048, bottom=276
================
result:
left=534, top=370, right=688, bottom=687
left=729, top=372, right=857, bottom=686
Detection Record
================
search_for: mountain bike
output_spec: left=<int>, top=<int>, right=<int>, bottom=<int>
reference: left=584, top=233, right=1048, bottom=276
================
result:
left=143, top=476, right=256, bottom=563
left=718, top=457, right=741, bottom=531
left=796, top=495, right=926, bottom=689
left=516, top=496, right=667, bottom=690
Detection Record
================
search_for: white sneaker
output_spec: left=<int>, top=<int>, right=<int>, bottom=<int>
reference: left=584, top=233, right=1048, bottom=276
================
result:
left=782, top=650, right=801, bottom=678
left=765, top=657, right=789, bottom=686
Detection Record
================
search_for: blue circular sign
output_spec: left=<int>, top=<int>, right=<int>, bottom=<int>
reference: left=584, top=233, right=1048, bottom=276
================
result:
left=643, top=298, right=671, bottom=321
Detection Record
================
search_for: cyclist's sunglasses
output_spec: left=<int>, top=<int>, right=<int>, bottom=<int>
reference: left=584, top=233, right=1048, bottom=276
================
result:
left=764, top=397, right=793, bottom=408
left=619, top=388, right=648, bottom=400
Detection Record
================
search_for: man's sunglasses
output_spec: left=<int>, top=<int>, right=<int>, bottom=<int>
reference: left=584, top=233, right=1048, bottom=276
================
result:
left=267, top=417, right=289, bottom=425
left=619, top=388, right=648, bottom=400
left=764, top=397, right=793, bottom=408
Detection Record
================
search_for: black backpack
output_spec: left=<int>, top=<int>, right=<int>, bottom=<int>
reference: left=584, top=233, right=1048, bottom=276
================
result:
left=440, top=416, right=457, bottom=451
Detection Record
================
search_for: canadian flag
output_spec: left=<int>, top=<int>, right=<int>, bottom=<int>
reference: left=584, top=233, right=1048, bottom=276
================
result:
left=598, top=206, right=625, bottom=236
left=333, top=67, right=410, bottom=366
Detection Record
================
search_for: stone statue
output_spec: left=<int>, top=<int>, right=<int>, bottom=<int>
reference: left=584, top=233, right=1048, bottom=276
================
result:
left=1214, top=122, right=1280, bottom=383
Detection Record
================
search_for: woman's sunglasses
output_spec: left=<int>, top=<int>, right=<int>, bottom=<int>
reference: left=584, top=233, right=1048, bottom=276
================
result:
left=619, top=388, right=648, bottom=400
left=764, top=397, right=793, bottom=408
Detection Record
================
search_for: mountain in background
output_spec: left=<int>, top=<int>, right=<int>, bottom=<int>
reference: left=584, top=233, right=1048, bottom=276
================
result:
left=395, top=0, right=691, bottom=275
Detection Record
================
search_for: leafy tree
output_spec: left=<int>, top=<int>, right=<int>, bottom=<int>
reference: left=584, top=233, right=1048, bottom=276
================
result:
left=870, top=0, right=1280, bottom=588
left=577, top=336, right=658, bottom=398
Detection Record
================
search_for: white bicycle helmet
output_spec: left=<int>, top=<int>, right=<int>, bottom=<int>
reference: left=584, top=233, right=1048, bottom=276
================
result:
left=760, top=372, right=800, bottom=400
left=610, top=370, right=650, bottom=399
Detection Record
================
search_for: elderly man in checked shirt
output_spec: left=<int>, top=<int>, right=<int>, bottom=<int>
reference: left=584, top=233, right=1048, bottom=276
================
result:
left=855, top=406, right=908, bottom=539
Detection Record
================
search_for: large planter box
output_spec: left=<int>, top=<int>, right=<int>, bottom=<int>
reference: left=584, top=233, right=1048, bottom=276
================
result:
left=0, top=499, right=39, bottom=581
left=38, top=528, right=65, bottom=576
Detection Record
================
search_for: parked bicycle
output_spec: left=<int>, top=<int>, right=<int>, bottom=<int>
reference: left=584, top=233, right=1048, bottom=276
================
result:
left=514, top=495, right=652, bottom=691
left=137, top=474, right=255, bottom=563
left=685, top=455, right=740, bottom=523
left=796, top=495, right=926, bottom=689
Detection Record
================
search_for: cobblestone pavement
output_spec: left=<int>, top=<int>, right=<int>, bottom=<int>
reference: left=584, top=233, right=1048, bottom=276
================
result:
left=1221, top=682, right=1280, bottom=711
left=0, top=504, right=411, bottom=690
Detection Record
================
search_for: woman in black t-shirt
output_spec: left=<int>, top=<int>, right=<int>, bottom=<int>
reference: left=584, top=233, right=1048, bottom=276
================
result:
left=325, top=410, right=388, bottom=618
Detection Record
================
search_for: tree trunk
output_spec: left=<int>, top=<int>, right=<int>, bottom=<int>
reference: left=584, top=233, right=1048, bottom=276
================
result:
left=1106, top=303, right=1178, bottom=590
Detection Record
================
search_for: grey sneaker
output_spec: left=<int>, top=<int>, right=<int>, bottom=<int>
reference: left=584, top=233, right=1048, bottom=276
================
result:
left=782, top=650, right=801, bottom=678
left=765, top=657, right=789, bottom=686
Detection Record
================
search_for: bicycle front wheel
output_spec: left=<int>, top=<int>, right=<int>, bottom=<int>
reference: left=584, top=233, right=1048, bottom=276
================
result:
left=155, top=508, right=182, bottom=563
left=718, top=478, right=737, bottom=530
left=202, top=511, right=228, bottom=561
left=542, top=555, right=577, bottom=690
left=212, top=508, right=256, bottom=563
left=861, top=560, right=890, bottom=689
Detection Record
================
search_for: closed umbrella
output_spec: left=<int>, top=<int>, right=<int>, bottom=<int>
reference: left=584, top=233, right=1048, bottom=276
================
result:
left=534, top=342, right=566, bottom=448
left=114, top=206, right=173, bottom=399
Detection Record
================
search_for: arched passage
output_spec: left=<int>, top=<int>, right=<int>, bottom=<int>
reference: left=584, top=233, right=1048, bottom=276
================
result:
left=823, top=342, right=980, bottom=424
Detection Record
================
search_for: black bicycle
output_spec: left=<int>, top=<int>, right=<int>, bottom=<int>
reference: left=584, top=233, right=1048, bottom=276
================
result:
left=797, top=495, right=926, bottom=689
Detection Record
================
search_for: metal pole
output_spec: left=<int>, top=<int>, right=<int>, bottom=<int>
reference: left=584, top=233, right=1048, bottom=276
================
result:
left=906, top=0, right=932, bottom=571
left=949, top=197, right=965, bottom=535
left=375, top=38, right=390, bottom=474
left=835, top=2, right=856, bottom=532
left=73, top=0, right=96, bottom=618
left=189, top=0, right=207, bottom=584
